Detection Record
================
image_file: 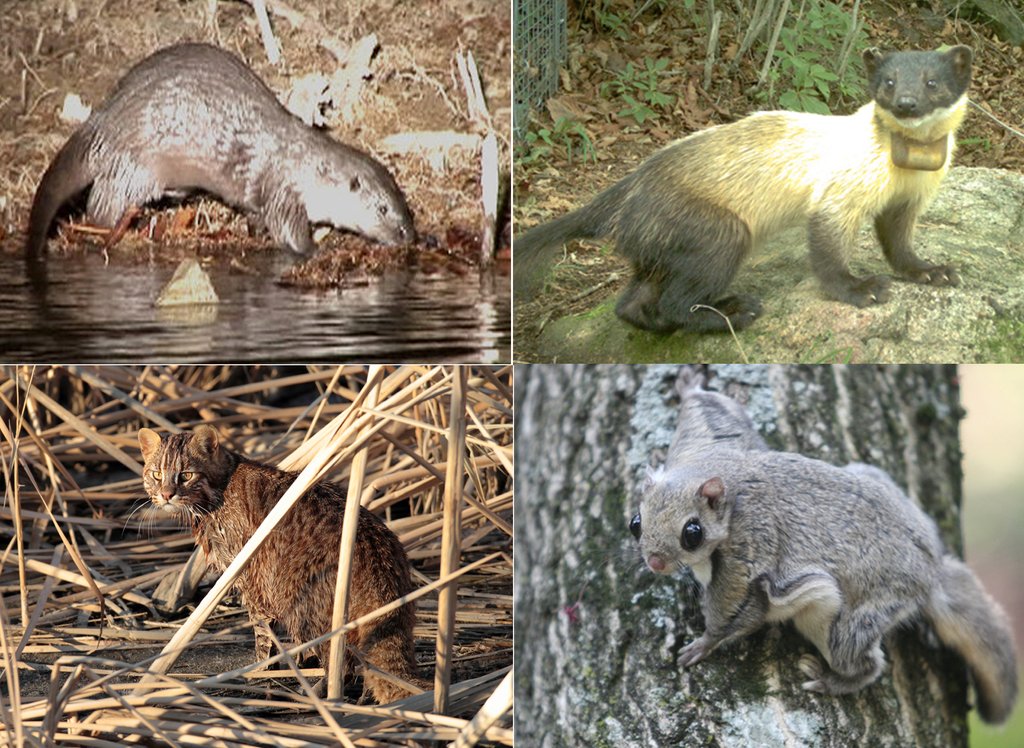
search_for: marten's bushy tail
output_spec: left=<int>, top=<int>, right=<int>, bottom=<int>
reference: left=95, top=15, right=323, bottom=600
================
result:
left=513, top=177, right=632, bottom=304
left=925, top=555, right=1018, bottom=723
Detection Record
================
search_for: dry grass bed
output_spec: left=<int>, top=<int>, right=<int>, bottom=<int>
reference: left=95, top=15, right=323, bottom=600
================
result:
left=0, top=365, right=513, bottom=747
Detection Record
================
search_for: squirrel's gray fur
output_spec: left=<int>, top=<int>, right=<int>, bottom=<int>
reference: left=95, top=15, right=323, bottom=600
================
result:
left=631, top=371, right=1018, bottom=724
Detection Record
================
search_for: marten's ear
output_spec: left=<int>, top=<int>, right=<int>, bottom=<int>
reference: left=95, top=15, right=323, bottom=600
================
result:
left=138, top=428, right=162, bottom=461
left=192, top=425, right=220, bottom=455
left=862, top=47, right=884, bottom=78
left=947, top=45, right=973, bottom=87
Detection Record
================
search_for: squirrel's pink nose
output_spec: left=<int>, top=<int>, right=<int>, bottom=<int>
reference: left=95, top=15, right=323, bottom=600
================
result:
left=647, top=554, right=666, bottom=572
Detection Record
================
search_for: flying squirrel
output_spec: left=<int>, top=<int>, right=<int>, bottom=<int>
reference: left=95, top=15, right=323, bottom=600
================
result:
left=515, top=46, right=973, bottom=333
left=630, top=370, right=1018, bottom=724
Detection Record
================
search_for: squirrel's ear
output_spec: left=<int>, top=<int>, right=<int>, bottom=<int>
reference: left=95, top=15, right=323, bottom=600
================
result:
left=676, top=366, right=706, bottom=398
left=138, top=428, right=162, bottom=461
left=643, top=464, right=663, bottom=491
left=700, top=477, right=725, bottom=509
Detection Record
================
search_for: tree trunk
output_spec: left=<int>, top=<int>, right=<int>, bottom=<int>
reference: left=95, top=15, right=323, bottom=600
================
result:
left=515, top=364, right=971, bottom=747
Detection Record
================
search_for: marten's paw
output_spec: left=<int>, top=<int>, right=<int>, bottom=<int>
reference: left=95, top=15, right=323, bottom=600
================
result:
left=682, top=294, right=762, bottom=333
left=714, top=294, right=762, bottom=331
left=908, top=264, right=960, bottom=287
left=842, top=274, right=892, bottom=307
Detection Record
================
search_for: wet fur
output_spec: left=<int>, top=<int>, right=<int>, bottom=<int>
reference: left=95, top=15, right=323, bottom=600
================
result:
left=26, top=43, right=414, bottom=284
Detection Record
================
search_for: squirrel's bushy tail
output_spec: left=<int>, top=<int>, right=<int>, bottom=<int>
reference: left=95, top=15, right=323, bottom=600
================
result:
left=513, top=177, right=631, bottom=304
left=925, top=555, right=1018, bottom=724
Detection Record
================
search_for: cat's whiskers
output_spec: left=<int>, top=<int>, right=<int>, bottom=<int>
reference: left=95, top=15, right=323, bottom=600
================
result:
left=123, top=497, right=152, bottom=534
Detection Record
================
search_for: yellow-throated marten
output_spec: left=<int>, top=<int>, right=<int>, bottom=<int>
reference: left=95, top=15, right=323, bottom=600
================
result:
left=515, top=46, right=973, bottom=333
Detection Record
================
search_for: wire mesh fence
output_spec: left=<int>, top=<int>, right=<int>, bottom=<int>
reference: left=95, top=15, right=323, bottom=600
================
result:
left=514, top=0, right=568, bottom=144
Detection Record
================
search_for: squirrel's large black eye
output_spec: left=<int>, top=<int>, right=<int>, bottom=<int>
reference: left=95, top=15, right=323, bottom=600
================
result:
left=629, top=513, right=642, bottom=539
left=681, top=519, right=703, bottom=551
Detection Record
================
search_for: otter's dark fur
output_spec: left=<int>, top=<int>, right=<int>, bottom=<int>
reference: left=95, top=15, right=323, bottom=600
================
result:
left=26, top=43, right=414, bottom=279
left=515, top=46, right=973, bottom=334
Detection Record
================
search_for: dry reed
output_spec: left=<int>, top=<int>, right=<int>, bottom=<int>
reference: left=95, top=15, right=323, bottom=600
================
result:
left=0, top=365, right=513, bottom=747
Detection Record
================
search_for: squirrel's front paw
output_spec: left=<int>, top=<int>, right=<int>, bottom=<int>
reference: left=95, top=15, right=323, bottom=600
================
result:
left=798, top=654, right=828, bottom=692
left=680, top=636, right=712, bottom=667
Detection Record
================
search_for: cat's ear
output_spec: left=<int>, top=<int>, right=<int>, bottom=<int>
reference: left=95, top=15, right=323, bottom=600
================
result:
left=193, top=425, right=220, bottom=455
left=138, top=428, right=162, bottom=461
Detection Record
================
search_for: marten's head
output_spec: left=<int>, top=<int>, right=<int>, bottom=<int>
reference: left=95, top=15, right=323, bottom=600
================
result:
left=864, top=46, right=972, bottom=140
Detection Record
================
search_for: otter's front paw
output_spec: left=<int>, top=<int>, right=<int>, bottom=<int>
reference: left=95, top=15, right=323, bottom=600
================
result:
left=680, top=635, right=713, bottom=667
left=907, top=263, right=960, bottom=287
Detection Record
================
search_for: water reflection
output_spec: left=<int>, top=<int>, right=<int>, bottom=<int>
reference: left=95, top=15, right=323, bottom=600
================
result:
left=0, top=251, right=510, bottom=362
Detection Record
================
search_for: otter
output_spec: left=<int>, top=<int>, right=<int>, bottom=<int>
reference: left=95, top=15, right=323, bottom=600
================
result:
left=514, top=46, right=973, bottom=334
left=26, top=42, right=414, bottom=281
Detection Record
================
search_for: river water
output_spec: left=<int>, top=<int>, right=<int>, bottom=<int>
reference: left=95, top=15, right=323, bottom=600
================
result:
left=0, top=250, right=510, bottom=362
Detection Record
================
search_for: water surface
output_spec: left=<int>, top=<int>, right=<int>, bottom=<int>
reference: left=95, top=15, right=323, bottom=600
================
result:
left=0, top=251, right=510, bottom=362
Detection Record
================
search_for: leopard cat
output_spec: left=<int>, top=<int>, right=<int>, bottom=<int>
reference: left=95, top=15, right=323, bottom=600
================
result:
left=139, top=424, right=425, bottom=703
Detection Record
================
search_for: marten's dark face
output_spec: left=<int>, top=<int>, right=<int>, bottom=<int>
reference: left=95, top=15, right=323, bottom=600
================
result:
left=139, top=427, right=231, bottom=523
left=864, top=46, right=972, bottom=122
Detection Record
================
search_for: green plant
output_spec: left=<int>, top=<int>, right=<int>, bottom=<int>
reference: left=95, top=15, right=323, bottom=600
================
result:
left=600, top=57, right=677, bottom=125
left=590, top=0, right=630, bottom=40
left=520, top=117, right=596, bottom=165
left=958, top=135, right=992, bottom=151
left=760, top=0, right=866, bottom=113
left=800, top=332, right=856, bottom=363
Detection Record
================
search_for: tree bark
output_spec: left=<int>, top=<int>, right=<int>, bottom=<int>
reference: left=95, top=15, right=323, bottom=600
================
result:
left=515, top=364, right=970, bottom=747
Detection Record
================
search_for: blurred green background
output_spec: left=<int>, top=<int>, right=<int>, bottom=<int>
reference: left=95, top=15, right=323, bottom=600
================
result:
left=960, top=365, right=1024, bottom=746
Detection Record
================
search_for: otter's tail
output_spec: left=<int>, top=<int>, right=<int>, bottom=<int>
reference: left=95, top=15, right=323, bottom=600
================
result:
left=925, top=555, right=1018, bottom=723
left=513, top=176, right=632, bottom=304
left=25, top=126, right=96, bottom=287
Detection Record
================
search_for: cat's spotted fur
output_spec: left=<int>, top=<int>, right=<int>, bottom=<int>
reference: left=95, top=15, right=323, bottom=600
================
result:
left=139, top=424, right=423, bottom=703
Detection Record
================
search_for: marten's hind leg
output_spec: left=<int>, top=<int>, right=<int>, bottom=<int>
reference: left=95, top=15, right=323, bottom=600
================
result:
left=615, top=198, right=760, bottom=333
left=615, top=275, right=674, bottom=333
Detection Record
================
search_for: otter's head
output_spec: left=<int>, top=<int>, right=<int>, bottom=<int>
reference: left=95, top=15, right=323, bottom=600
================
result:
left=301, top=139, right=416, bottom=247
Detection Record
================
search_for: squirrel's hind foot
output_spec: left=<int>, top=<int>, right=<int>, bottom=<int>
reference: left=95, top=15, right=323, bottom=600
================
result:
left=797, top=649, right=884, bottom=695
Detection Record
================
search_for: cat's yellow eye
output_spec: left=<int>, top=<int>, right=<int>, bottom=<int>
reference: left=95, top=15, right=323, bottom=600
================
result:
left=180, top=471, right=195, bottom=481
left=150, top=469, right=163, bottom=480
